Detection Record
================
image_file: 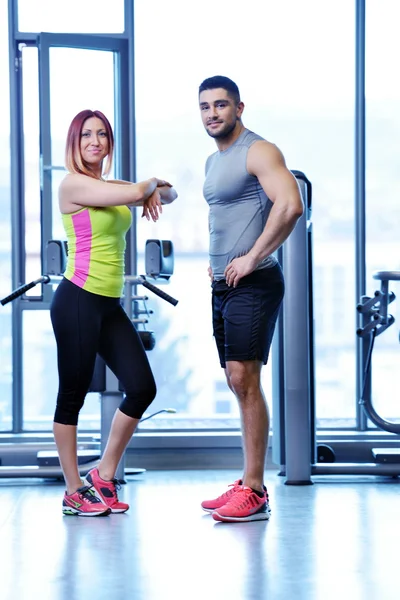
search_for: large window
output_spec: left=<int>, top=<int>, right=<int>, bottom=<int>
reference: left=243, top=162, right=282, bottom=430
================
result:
left=0, top=2, right=12, bottom=430
left=365, top=0, right=400, bottom=423
left=134, top=0, right=355, bottom=429
left=18, top=44, right=119, bottom=431
left=6, top=0, right=132, bottom=432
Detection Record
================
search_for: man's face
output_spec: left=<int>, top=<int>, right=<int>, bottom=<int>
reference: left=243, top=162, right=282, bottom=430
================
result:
left=199, top=88, right=243, bottom=139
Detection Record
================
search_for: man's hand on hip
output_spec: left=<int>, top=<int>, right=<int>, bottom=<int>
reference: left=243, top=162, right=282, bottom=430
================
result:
left=224, top=255, right=258, bottom=288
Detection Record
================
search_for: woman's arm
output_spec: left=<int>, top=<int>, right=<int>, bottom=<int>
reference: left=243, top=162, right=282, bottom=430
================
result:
left=59, top=174, right=166, bottom=212
left=107, top=178, right=173, bottom=187
left=105, top=179, right=132, bottom=185
left=141, top=184, right=178, bottom=222
left=106, top=180, right=177, bottom=204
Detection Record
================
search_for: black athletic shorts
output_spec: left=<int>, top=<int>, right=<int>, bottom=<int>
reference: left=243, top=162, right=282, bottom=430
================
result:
left=211, top=264, right=285, bottom=368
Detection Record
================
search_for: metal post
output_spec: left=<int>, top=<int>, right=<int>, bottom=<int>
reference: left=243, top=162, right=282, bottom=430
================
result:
left=8, top=0, right=24, bottom=432
left=271, top=247, right=285, bottom=472
left=283, top=181, right=312, bottom=485
left=355, top=0, right=367, bottom=429
left=123, top=0, right=137, bottom=280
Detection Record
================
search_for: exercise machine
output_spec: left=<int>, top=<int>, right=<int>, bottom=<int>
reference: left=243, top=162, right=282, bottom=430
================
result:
left=272, top=170, right=400, bottom=483
left=271, top=170, right=315, bottom=484
left=357, top=270, right=400, bottom=464
left=0, top=239, right=178, bottom=480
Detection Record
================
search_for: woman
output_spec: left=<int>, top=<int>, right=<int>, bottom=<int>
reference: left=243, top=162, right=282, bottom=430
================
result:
left=51, top=109, right=177, bottom=516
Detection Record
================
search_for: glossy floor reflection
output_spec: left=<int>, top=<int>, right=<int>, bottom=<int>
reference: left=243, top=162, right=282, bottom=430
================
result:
left=0, top=469, right=399, bottom=600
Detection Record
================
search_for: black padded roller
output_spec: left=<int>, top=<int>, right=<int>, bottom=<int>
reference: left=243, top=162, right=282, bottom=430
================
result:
left=140, top=277, right=178, bottom=306
left=0, top=276, right=49, bottom=306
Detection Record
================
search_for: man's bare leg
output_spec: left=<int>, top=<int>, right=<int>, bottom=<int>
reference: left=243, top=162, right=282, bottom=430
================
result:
left=225, top=360, right=268, bottom=492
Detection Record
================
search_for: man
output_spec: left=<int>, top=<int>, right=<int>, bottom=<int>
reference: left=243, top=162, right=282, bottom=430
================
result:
left=199, top=76, right=304, bottom=523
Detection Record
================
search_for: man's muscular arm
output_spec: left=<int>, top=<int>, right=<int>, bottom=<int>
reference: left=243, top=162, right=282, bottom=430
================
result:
left=224, top=141, right=304, bottom=287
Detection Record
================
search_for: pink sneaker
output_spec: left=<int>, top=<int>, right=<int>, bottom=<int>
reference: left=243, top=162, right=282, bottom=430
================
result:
left=84, top=468, right=129, bottom=513
left=62, top=485, right=111, bottom=517
left=212, top=486, right=271, bottom=523
left=201, top=479, right=243, bottom=513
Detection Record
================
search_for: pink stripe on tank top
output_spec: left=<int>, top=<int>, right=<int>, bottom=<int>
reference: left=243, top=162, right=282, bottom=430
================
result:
left=70, top=209, right=92, bottom=288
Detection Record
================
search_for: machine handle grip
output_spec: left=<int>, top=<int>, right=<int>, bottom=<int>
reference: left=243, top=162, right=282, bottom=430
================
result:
left=140, top=278, right=178, bottom=306
left=0, top=276, right=50, bottom=306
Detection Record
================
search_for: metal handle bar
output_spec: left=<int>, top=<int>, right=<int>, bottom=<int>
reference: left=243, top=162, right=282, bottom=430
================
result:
left=125, top=275, right=178, bottom=306
left=0, top=276, right=51, bottom=306
left=1, top=275, right=178, bottom=307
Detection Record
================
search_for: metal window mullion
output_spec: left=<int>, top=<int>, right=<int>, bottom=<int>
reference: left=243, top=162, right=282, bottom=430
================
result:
left=8, top=0, right=25, bottom=432
left=10, top=0, right=18, bottom=35
left=38, top=36, right=53, bottom=303
left=36, top=33, right=126, bottom=51
left=355, top=0, right=367, bottom=430
left=123, top=0, right=137, bottom=278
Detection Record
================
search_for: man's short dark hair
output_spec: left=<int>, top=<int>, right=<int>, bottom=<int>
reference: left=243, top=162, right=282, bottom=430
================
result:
left=199, top=76, right=241, bottom=104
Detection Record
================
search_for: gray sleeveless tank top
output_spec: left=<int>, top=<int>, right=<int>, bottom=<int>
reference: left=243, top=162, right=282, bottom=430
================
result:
left=203, top=128, right=277, bottom=280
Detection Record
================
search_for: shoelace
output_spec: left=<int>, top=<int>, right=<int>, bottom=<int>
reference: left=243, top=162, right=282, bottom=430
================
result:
left=217, top=480, right=242, bottom=500
left=77, top=485, right=103, bottom=504
left=108, top=478, right=122, bottom=501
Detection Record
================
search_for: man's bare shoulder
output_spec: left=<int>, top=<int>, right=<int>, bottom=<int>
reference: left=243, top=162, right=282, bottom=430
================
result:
left=250, top=139, right=283, bottom=158
left=248, top=139, right=286, bottom=175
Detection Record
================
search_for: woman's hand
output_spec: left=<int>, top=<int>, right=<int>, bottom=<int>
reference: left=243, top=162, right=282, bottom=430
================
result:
left=142, top=189, right=163, bottom=222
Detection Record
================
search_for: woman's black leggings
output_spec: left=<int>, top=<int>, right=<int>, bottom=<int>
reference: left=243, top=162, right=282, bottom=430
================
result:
left=50, top=278, right=156, bottom=426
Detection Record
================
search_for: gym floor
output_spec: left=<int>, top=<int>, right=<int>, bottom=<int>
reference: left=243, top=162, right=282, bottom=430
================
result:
left=1, top=468, right=399, bottom=600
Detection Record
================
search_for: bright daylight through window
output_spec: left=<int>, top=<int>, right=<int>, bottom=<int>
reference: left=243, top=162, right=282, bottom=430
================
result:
left=134, top=0, right=355, bottom=430
left=3, top=0, right=398, bottom=434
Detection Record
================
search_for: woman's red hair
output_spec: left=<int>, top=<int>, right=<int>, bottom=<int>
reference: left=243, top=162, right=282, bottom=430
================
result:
left=65, top=109, right=114, bottom=178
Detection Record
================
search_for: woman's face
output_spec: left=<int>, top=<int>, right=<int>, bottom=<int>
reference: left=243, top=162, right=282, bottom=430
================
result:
left=79, top=116, right=109, bottom=167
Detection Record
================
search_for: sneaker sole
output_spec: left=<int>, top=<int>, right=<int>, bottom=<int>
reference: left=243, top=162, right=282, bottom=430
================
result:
left=212, top=507, right=272, bottom=523
left=83, top=476, right=129, bottom=514
left=201, top=506, right=216, bottom=514
left=62, top=507, right=111, bottom=517
left=109, top=507, right=129, bottom=514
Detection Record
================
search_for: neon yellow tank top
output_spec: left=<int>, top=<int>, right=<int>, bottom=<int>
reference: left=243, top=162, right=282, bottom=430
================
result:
left=62, top=205, right=132, bottom=297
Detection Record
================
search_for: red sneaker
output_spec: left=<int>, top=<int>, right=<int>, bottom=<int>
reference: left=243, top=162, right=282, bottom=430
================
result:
left=212, top=486, right=271, bottom=523
left=62, top=485, right=111, bottom=517
left=201, top=479, right=243, bottom=513
left=84, top=468, right=129, bottom=513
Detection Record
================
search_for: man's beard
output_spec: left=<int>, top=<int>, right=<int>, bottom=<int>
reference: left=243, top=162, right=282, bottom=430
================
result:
left=206, top=119, right=236, bottom=139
